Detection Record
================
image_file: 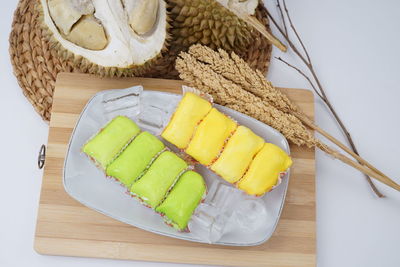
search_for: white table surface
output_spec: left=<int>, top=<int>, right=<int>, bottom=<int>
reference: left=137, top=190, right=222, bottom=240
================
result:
left=1, top=0, right=399, bottom=266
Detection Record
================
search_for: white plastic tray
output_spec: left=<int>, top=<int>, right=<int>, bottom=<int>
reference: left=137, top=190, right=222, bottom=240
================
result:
left=63, top=87, right=291, bottom=246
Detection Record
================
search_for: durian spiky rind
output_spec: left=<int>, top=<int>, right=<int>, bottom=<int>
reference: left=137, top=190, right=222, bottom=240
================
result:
left=144, top=1, right=272, bottom=79
left=38, top=0, right=171, bottom=77
left=168, top=0, right=254, bottom=51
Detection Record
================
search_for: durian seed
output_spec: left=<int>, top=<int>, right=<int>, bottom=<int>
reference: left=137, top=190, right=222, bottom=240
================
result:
left=66, top=15, right=108, bottom=50
left=128, top=0, right=159, bottom=35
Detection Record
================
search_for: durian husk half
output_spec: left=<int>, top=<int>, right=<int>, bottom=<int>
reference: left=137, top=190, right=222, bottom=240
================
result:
left=39, top=0, right=170, bottom=77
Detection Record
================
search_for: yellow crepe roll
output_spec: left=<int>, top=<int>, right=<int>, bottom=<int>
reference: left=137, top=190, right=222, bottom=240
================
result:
left=186, top=108, right=237, bottom=165
left=238, top=143, right=292, bottom=196
left=162, top=93, right=212, bottom=149
left=211, top=126, right=264, bottom=183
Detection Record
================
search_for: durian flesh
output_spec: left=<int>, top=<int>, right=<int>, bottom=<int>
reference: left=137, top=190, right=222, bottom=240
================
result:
left=66, top=15, right=108, bottom=50
left=124, top=0, right=159, bottom=35
left=48, top=0, right=95, bottom=35
left=41, top=0, right=168, bottom=68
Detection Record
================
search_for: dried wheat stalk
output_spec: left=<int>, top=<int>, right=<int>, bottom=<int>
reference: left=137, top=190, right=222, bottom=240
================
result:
left=175, top=45, right=400, bottom=191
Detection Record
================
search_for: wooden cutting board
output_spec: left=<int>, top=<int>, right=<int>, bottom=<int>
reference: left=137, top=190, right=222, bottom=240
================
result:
left=35, top=72, right=316, bottom=267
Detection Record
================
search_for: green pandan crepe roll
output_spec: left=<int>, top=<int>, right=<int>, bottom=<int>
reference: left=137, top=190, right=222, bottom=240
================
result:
left=82, top=116, right=140, bottom=169
left=156, top=171, right=206, bottom=231
left=106, top=132, right=165, bottom=187
left=130, top=151, right=188, bottom=208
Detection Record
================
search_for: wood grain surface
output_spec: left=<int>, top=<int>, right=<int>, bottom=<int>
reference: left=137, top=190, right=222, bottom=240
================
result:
left=34, top=72, right=316, bottom=267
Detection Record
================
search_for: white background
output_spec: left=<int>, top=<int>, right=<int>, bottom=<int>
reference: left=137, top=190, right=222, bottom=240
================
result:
left=1, top=0, right=399, bottom=266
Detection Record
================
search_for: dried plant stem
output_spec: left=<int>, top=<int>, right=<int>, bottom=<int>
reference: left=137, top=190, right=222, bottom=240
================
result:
left=227, top=5, right=287, bottom=52
left=267, top=0, right=384, bottom=197
left=243, top=15, right=287, bottom=52
left=275, top=56, right=385, bottom=197
left=316, top=143, right=400, bottom=191
left=175, top=48, right=400, bottom=192
left=276, top=0, right=288, bottom=37
left=275, top=57, right=323, bottom=99
left=296, top=113, right=392, bottom=190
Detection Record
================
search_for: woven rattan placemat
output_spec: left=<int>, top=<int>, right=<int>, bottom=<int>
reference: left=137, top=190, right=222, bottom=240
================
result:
left=9, top=0, right=272, bottom=121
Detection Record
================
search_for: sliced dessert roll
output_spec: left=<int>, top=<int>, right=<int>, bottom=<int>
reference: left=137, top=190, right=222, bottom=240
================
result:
left=162, top=92, right=212, bottom=149
left=156, top=171, right=206, bottom=231
left=106, top=131, right=165, bottom=187
left=130, top=151, right=188, bottom=208
left=185, top=108, right=237, bottom=165
left=237, top=143, right=293, bottom=196
left=211, top=126, right=264, bottom=183
left=82, top=116, right=140, bottom=169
